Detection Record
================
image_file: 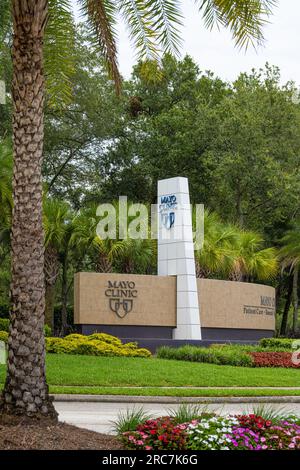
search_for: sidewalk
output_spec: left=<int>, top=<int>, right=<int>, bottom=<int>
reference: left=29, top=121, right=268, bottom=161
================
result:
left=55, top=400, right=300, bottom=435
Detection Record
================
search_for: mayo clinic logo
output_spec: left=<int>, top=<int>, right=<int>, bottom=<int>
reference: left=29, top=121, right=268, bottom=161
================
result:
left=105, top=280, right=137, bottom=318
left=159, top=194, right=177, bottom=230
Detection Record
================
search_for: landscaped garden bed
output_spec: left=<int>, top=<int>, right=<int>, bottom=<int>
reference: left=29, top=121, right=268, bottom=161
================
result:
left=117, top=407, right=300, bottom=451
left=157, top=339, right=300, bottom=368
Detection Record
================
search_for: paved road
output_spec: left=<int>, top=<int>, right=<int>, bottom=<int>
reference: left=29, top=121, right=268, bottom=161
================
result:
left=55, top=401, right=300, bottom=435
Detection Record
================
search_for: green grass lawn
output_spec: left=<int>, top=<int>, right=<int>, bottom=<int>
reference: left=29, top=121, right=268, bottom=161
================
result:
left=0, top=355, right=299, bottom=393
left=48, top=386, right=300, bottom=397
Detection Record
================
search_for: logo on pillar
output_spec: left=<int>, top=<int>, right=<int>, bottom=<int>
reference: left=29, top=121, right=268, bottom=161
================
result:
left=159, top=195, right=177, bottom=229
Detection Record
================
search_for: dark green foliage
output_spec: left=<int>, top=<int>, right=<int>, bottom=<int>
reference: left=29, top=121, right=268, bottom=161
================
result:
left=259, top=337, right=295, bottom=350
left=157, top=345, right=254, bottom=367
left=0, top=318, right=9, bottom=332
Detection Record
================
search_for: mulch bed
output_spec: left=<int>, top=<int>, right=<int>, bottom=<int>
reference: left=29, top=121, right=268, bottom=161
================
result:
left=0, top=422, right=124, bottom=450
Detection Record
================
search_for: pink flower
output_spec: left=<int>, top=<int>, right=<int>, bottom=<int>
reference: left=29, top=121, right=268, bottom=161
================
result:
left=289, top=443, right=295, bottom=449
left=145, top=446, right=153, bottom=450
left=260, top=437, right=266, bottom=443
left=136, top=440, right=144, bottom=445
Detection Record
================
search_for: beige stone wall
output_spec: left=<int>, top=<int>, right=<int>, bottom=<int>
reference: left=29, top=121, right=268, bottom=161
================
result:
left=74, top=272, right=177, bottom=326
left=197, top=279, right=275, bottom=331
left=74, top=273, right=275, bottom=331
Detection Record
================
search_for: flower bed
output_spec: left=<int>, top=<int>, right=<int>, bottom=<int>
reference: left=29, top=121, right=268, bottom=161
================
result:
left=157, top=341, right=300, bottom=368
left=250, top=351, right=300, bottom=368
left=121, top=413, right=300, bottom=451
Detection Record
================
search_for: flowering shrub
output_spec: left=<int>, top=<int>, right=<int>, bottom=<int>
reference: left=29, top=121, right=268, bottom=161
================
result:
left=121, top=417, right=189, bottom=450
left=187, top=416, right=239, bottom=450
left=228, top=414, right=300, bottom=450
left=121, top=414, right=300, bottom=451
left=250, top=352, right=300, bottom=368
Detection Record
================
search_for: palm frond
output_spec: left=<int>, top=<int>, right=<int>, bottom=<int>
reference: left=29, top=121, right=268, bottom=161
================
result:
left=196, top=0, right=277, bottom=49
left=81, top=0, right=121, bottom=94
left=44, top=0, right=76, bottom=108
left=119, top=0, right=159, bottom=60
left=146, top=0, right=183, bottom=55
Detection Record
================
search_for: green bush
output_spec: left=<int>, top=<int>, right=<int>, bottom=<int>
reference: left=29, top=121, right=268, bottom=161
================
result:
left=64, top=333, right=86, bottom=342
left=0, top=331, right=8, bottom=343
left=0, top=304, right=9, bottom=319
left=45, top=333, right=151, bottom=358
left=157, top=345, right=253, bottom=367
left=87, top=332, right=122, bottom=346
left=259, top=338, right=294, bottom=350
left=0, top=319, right=9, bottom=332
left=45, top=337, right=78, bottom=354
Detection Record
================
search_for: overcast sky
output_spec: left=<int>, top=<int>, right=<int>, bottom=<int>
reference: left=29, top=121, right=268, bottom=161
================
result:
left=72, top=0, right=299, bottom=86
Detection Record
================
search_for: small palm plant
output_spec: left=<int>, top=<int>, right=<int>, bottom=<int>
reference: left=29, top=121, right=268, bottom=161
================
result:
left=194, top=211, right=278, bottom=282
left=229, top=230, right=278, bottom=282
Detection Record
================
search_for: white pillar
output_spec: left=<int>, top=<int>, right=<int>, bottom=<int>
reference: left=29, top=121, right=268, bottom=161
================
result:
left=157, top=177, right=202, bottom=340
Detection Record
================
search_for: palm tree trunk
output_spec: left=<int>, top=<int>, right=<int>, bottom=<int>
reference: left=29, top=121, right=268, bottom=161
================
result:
left=0, top=0, right=57, bottom=421
left=280, top=274, right=293, bottom=336
left=95, top=252, right=112, bottom=273
left=292, top=265, right=299, bottom=335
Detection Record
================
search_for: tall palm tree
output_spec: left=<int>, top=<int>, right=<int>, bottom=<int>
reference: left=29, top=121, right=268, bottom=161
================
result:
left=0, top=0, right=276, bottom=420
left=279, top=223, right=300, bottom=336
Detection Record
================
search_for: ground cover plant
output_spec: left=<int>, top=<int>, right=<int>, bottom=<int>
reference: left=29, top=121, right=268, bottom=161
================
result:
left=118, top=405, right=300, bottom=451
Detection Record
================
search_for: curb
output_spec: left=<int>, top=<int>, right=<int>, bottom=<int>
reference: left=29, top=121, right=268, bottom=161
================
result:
left=52, top=394, right=300, bottom=404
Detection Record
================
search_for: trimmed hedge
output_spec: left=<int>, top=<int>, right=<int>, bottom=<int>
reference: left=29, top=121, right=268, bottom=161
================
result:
left=0, top=328, right=150, bottom=358
left=259, top=338, right=295, bottom=350
left=46, top=333, right=151, bottom=358
left=157, top=345, right=253, bottom=367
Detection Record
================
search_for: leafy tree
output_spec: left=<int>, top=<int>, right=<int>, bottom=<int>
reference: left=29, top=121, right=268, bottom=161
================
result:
left=0, top=0, right=276, bottom=421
